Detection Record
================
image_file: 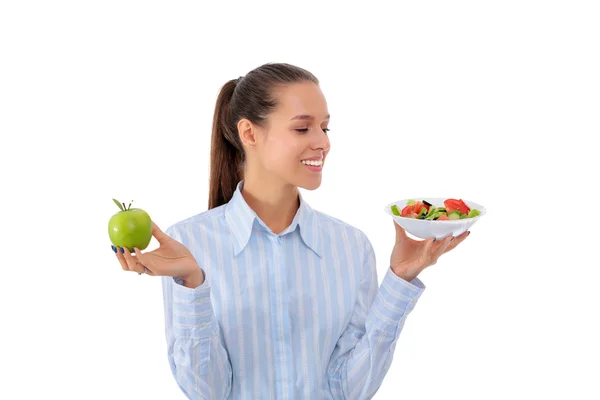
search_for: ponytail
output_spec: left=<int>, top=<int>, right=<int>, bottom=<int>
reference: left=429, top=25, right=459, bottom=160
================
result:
left=208, top=63, right=320, bottom=209
left=208, top=79, right=245, bottom=209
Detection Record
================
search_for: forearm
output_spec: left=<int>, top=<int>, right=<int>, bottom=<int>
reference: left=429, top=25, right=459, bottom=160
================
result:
left=163, top=274, right=232, bottom=399
left=328, top=326, right=401, bottom=399
left=169, top=318, right=232, bottom=399
left=328, top=267, right=425, bottom=399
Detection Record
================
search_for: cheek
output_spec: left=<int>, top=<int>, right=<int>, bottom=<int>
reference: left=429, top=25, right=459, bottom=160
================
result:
left=264, top=138, right=302, bottom=169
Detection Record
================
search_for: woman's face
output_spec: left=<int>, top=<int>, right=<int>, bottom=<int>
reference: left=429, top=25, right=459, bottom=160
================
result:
left=247, top=81, right=331, bottom=191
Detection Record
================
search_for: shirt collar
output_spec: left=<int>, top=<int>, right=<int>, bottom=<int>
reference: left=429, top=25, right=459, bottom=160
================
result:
left=224, top=180, right=323, bottom=258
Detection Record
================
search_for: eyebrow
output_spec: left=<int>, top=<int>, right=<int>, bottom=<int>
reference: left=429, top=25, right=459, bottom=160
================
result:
left=290, top=114, right=330, bottom=121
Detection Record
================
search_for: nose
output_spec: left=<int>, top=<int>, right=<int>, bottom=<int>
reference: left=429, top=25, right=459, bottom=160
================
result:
left=312, top=128, right=331, bottom=152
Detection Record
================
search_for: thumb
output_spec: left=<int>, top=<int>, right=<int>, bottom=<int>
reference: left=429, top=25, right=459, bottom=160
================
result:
left=393, top=220, right=408, bottom=242
left=151, top=221, right=170, bottom=245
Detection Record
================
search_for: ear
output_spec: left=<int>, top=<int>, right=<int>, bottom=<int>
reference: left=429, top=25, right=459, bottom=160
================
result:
left=238, top=118, right=257, bottom=148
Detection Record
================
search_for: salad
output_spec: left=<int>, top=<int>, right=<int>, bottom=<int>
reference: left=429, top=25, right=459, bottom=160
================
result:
left=391, top=198, right=481, bottom=221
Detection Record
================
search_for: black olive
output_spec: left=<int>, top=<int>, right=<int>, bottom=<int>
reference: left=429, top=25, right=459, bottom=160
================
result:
left=423, top=200, right=432, bottom=207
left=419, top=214, right=427, bottom=219
left=433, top=216, right=439, bottom=220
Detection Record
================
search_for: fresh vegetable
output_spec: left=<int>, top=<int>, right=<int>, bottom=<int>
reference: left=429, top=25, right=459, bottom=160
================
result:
left=467, top=209, right=481, bottom=218
left=447, top=210, right=462, bottom=220
left=444, top=199, right=470, bottom=215
left=417, top=206, right=428, bottom=219
left=392, top=198, right=481, bottom=221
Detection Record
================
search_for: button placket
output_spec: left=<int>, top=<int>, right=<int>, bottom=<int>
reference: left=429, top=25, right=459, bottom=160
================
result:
left=271, top=232, right=292, bottom=396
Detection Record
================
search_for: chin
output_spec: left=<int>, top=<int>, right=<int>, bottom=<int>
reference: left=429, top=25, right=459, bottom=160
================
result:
left=297, top=178, right=322, bottom=191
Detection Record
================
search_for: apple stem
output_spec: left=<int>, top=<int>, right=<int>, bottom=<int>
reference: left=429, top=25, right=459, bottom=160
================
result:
left=122, top=202, right=126, bottom=210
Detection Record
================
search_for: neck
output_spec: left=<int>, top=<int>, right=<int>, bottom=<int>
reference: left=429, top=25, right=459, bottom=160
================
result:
left=241, top=174, right=300, bottom=235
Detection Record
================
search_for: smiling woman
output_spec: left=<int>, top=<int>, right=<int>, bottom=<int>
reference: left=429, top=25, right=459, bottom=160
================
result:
left=118, top=62, right=443, bottom=399
left=208, top=64, right=332, bottom=210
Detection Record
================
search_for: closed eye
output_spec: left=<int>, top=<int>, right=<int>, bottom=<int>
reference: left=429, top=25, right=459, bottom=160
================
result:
left=295, top=128, right=330, bottom=133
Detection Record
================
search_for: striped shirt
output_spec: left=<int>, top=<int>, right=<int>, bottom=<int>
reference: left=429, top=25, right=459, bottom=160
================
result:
left=161, top=180, right=426, bottom=399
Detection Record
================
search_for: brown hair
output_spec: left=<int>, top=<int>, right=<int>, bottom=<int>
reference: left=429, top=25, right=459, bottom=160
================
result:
left=208, top=62, right=319, bottom=209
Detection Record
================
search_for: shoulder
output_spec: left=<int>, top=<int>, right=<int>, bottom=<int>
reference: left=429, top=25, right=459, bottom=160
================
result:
left=164, top=205, right=227, bottom=245
left=313, top=209, right=371, bottom=248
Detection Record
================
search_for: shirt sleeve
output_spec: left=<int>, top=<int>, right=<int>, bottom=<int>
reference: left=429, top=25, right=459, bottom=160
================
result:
left=327, top=233, right=426, bottom=399
left=161, top=226, right=233, bottom=400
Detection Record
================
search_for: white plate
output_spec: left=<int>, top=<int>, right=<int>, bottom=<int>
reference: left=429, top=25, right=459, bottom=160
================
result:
left=384, top=198, right=486, bottom=240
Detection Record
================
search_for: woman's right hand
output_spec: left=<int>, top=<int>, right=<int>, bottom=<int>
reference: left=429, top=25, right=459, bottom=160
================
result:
left=114, top=221, right=204, bottom=286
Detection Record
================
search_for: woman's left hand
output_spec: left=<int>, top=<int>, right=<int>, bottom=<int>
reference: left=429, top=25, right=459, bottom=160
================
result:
left=390, top=220, right=471, bottom=282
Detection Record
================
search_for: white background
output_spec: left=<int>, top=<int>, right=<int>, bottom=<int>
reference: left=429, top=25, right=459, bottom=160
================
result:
left=1, top=1, right=598, bottom=399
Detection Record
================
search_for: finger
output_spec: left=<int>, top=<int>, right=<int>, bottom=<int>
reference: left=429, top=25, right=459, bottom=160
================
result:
left=432, top=235, right=454, bottom=259
left=114, top=246, right=129, bottom=271
left=133, top=248, right=156, bottom=276
left=423, top=236, right=436, bottom=254
left=122, top=247, right=144, bottom=274
left=418, top=236, right=437, bottom=266
left=393, top=220, right=408, bottom=243
left=151, top=221, right=170, bottom=246
left=443, top=231, right=470, bottom=254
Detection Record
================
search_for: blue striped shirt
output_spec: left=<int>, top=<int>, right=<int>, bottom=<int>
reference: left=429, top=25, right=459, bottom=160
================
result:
left=161, top=180, right=426, bottom=399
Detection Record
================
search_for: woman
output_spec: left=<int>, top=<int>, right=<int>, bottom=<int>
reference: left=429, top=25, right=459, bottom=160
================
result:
left=113, top=62, right=470, bottom=399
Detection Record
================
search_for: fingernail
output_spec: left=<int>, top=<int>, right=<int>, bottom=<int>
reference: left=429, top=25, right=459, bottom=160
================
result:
left=451, top=237, right=455, bottom=242
left=433, top=238, right=437, bottom=243
left=120, top=247, right=124, bottom=253
left=111, top=245, right=117, bottom=253
left=467, top=231, right=471, bottom=236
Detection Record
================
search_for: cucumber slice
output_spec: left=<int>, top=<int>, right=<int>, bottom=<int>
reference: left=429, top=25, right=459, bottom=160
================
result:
left=448, top=210, right=462, bottom=220
left=391, top=205, right=401, bottom=216
left=406, top=199, right=416, bottom=206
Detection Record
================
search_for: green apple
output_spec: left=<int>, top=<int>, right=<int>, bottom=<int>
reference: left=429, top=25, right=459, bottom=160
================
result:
left=108, top=198, right=152, bottom=252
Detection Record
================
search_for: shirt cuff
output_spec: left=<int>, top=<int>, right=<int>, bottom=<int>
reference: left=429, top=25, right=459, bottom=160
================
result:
left=171, top=268, right=214, bottom=339
left=366, top=267, right=426, bottom=336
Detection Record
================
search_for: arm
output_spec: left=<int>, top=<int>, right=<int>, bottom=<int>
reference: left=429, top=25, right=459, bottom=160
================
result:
left=327, top=234, right=426, bottom=399
left=161, top=228, right=232, bottom=400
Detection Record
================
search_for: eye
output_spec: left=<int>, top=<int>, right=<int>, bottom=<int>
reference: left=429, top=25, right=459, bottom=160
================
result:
left=295, top=128, right=330, bottom=134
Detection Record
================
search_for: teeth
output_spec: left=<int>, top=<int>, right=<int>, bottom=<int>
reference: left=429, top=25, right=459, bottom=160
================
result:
left=302, top=159, right=323, bottom=166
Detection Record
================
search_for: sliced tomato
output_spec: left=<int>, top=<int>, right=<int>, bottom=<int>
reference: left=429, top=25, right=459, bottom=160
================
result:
left=412, top=201, right=424, bottom=211
left=444, top=198, right=470, bottom=215
left=413, top=201, right=429, bottom=214
left=437, top=215, right=450, bottom=220
left=402, top=201, right=429, bottom=218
